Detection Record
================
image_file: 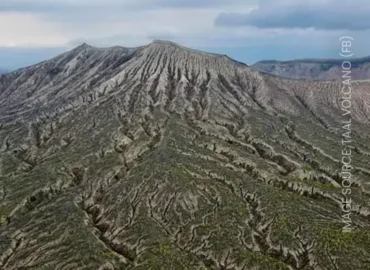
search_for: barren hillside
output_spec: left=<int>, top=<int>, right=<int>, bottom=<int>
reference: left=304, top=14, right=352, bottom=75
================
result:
left=0, top=40, right=370, bottom=270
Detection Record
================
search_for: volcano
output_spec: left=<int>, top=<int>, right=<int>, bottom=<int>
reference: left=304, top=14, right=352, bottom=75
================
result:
left=0, top=40, right=370, bottom=270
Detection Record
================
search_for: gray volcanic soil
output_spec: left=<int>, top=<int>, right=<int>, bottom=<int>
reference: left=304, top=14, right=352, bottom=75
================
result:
left=0, top=40, right=370, bottom=270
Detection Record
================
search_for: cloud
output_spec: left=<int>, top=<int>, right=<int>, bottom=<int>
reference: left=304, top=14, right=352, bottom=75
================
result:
left=0, top=5, right=225, bottom=47
left=0, top=13, right=68, bottom=47
left=0, top=0, right=257, bottom=48
left=215, top=0, right=370, bottom=30
left=0, top=0, right=248, bottom=13
left=75, top=8, right=226, bottom=48
left=0, top=0, right=369, bottom=69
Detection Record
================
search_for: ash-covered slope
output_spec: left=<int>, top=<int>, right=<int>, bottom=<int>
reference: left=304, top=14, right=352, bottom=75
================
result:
left=252, top=57, right=370, bottom=81
left=0, top=41, right=370, bottom=270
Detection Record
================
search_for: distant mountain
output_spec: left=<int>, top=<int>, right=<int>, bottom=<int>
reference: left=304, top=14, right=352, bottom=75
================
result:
left=0, top=69, right=8, bottom=74
left=1, top=40, right=370, bottom=270
left=252, top=56, right=370, bottom=80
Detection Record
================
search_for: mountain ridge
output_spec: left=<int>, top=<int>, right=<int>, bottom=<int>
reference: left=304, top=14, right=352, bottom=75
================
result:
left=0, top=40, right=370, bottom=270
left=252, top=55, right=370, bottom=81
left=254, top=55, right=370, bottom=64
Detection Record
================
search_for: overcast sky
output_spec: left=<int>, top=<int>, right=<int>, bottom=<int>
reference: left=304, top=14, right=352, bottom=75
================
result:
left=0, top=0, right=369, bottom=70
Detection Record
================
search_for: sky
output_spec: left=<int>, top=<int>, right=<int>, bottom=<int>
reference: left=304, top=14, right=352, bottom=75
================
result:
left=0, top=0, right=369, bottom=70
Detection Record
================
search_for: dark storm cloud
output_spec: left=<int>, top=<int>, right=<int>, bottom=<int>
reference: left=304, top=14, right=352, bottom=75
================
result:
left=215, top=0, right=370, bottom=31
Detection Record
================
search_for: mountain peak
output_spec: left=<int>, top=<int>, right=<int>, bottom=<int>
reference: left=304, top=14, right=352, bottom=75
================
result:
left=1, top=34, right=370, bottom=270
left=147, top=39, right=245, bottom=64
left=73, top=42, right=93, bottom=51
left=148, top=39, right=192, bottom=51
left=151, top=39, right=181, bottom=46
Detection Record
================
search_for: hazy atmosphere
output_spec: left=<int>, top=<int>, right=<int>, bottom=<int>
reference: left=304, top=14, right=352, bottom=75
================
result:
left=1, top=1, right=370, bottom=269
left=1, top=0, right=370, bottom=70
